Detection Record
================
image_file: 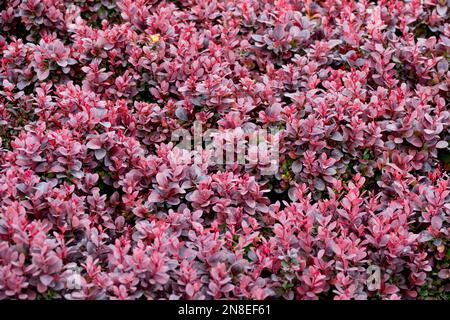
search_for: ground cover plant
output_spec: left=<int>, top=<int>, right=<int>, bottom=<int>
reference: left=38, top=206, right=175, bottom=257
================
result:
left=0, top=0, right=449, bottom=300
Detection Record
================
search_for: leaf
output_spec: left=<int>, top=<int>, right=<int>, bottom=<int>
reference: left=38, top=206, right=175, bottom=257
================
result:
left=406, top=136, right=423, bottom=148
left=436, top=140, right=448, bottom=149
left=50, top=164, right=66, bottom=173
left=36, top=69, right=49, bottom=81
left=437, top=58, right=449, bottom=74
left=331, top=131, right=344, bottom=142
left=95, top=149, right=107, bottom=160
left=86, top=139, right=102, bottom=150
left=40, top=275, right=53, bottom=286
left=292, top=160, right=303, bottom=174
left=273, top=24, right=285, bottom=41
left=436, top=5, right=448, bottom=17
left=314, top=178, right=326, bottom=191
left=148, top=190, right=162, bottom=203
left=431, top=216, right=443, bottom=230
left=175, top=106, right=189, bottom=121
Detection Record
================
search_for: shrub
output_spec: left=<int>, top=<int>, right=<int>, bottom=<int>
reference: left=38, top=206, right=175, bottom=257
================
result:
left=0, top=0, right=449, bottom=300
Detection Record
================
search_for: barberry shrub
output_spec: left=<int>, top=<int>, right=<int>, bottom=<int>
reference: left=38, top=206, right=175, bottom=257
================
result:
left=0, top=0, right=449, bottom=300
